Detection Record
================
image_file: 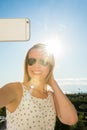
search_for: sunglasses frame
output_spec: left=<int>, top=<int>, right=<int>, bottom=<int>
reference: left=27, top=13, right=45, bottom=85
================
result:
left=27, top=58, right=49, bottom=66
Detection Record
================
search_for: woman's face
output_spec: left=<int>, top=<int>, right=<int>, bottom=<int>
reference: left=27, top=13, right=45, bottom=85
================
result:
left=27, top=48, right=51, bottom=82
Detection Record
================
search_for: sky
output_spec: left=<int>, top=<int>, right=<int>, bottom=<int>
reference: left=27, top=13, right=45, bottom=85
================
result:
left=0, top=0, right=87, bottom=93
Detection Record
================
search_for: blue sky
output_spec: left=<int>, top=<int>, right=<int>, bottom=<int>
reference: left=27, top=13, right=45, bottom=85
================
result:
left=0, top=0, right=87, bottom=92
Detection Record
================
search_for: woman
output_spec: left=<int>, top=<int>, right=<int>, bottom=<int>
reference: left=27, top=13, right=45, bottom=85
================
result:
left=0, top=43, right=78, bottom=130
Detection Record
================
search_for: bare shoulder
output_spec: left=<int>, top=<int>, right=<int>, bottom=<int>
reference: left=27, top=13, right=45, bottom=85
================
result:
left=0, top=82, right=22, bottom=95
left=0, top=82, right=22, bottom=108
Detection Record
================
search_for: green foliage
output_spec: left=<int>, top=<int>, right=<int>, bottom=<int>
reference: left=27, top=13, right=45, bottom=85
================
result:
left=0, top=107, right=6, bottom=116
left=55, top=116, right=87, bottom=130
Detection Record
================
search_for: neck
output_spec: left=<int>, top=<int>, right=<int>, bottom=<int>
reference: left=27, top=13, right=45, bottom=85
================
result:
left=31, top=82, right=47, bottom=91
left=35, top=84, right=47, bottom=92
left=29, top=78, right=47, bottom=92
left=23, top=78, right=47, bottom=92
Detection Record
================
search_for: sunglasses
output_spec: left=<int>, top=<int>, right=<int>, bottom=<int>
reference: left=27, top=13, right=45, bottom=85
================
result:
left=27, top=58, right=49, bottom=66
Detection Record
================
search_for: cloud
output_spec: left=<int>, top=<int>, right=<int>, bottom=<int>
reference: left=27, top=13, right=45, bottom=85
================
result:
left=57, top=78, right=87, bottom=85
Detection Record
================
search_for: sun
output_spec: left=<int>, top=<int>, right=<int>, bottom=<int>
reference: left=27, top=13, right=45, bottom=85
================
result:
left=43, top=37, right=64, bottom=60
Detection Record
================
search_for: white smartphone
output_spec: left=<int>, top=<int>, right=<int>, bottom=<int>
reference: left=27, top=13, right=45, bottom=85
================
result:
left=0, top=18, right=30, bottom=42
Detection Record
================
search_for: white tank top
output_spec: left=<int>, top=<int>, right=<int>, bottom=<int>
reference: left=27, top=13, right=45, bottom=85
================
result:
left=6, top=84, right=56, bottom=130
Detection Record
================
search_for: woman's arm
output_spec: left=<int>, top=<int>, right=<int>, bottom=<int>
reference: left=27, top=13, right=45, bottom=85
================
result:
left=48, top=74, right=78, bottom=126
left=0, top=83, right=18, bottom=108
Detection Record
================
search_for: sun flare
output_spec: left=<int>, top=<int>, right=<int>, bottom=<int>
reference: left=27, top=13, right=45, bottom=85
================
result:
left=44, top=37, right=64, bottom=60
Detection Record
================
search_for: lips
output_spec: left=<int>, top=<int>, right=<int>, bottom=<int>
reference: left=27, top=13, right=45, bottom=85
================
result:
left=33, top=71, right=42, bottom=74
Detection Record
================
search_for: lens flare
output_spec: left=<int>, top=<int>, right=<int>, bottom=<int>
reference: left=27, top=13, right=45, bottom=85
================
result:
left=44, top=37, right=64, bottom=60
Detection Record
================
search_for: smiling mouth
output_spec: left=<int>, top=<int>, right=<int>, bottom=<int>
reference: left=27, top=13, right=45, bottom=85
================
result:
left=33, top=71, right=42, bottom=74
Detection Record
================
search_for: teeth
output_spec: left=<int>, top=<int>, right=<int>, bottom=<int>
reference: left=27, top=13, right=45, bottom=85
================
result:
left=33, top=71, right=42, bottom=74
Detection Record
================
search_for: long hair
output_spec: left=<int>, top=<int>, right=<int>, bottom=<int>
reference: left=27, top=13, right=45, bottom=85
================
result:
left=23, top=43, right=55, bottom=83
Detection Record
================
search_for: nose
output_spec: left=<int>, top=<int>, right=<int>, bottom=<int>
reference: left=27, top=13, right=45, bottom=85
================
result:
left=34, top=60, right=41, bottom=68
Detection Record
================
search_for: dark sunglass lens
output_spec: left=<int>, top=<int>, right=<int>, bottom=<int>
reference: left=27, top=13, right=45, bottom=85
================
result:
left=39, top=59, right=49, bottom=66
left=28, top=58, right=36, bottom=65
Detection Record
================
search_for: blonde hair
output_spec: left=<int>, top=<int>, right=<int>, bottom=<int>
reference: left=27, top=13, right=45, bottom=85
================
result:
left=23, top=43, right=55, bottom=83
